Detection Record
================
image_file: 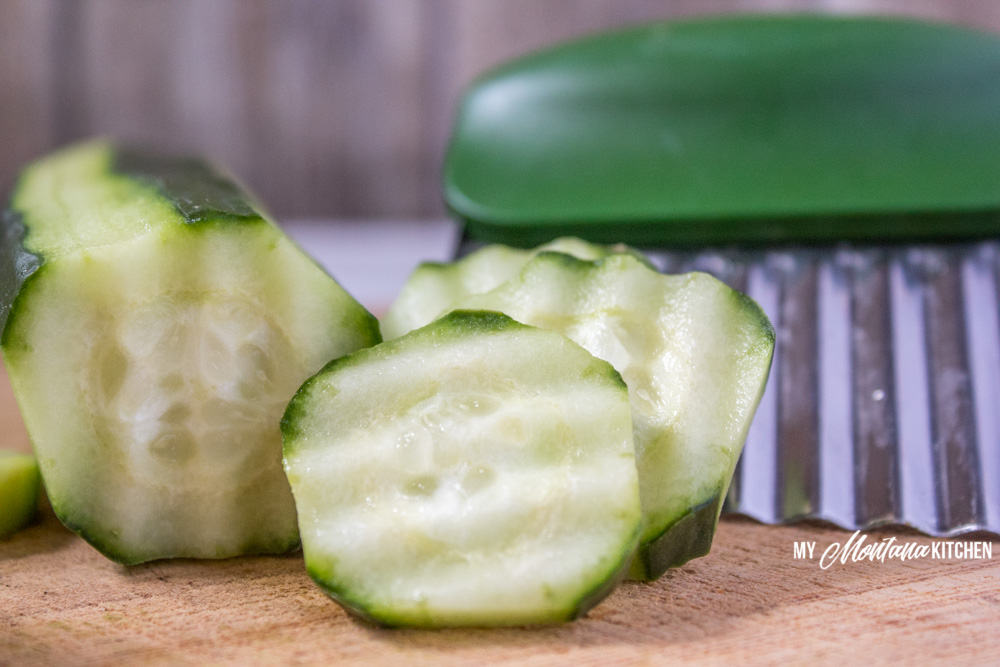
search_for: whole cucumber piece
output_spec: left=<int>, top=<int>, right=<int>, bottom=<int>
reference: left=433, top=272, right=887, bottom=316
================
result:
left=1, top=140, right=380, bottom=564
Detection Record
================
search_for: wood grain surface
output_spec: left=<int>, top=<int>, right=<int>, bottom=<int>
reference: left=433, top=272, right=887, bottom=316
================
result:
left=1, top=365, right=998, bottom=664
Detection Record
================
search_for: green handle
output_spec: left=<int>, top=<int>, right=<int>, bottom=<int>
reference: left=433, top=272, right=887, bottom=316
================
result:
left=444, top=15, right=1000, bottom=246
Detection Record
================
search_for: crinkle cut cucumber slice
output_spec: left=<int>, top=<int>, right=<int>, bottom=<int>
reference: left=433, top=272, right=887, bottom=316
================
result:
left=450, top=253, right=774, bottom=579
left=0, top=450, right=40, bottom=538
left=282, top=310, right=641, bottom=627
left=381, top=237, right=650, bottom=339
left=0, top=140, right=380, bottom=564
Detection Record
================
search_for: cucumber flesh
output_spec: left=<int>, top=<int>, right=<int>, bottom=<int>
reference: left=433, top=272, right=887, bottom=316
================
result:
left=0, top=450, right=40, bottom=538
left=381, top=237, right=649, bottom=339
left=436, top=253, right=774, bottom=579
left=1, top=141, right=380, bottom=563
left=282, top=310, right=641, bottom=627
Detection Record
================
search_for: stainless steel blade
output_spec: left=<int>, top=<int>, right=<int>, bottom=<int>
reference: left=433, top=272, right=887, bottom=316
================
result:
left=649, top=241, right=999, bottom=537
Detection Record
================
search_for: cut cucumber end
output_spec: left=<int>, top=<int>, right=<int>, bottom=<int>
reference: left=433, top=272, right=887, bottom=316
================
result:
left=283, top=310, right=641, bottom=627
left=2, top=141, right=380, bottom=563
left=0, top=450, right=40, bottom=539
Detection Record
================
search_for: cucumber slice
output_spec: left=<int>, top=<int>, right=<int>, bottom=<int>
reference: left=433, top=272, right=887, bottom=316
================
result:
left=282, top=310, right=641, bottom=627
left=435, top=253, right=774, bottom=579
left=0, top=450, right=40, bottom=538
left=0, top=141, right=380, bottom=564
left=381, top=237, right=649, bottom=339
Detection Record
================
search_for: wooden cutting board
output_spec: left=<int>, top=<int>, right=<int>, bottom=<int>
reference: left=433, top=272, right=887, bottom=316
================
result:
left=1, top=365, right=998, bottom=665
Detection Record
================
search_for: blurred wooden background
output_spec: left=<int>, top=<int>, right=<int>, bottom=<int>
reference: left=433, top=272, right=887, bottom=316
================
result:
left=2, top=0, right=999, bottom=219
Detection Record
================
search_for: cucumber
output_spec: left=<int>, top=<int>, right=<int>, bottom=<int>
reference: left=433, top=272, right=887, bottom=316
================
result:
left=0, top=140, right=380, bottom=564
left=282, top=310, right=641, bottom=627
left=0, top=450, right=40, bottom=538
left=381, top=237, right=649, bottom=339
left=412, top=252, right=774, bottom=579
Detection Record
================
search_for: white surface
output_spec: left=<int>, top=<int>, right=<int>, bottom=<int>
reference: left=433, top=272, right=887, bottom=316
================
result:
left=282, top=219, right=460, bottom=316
